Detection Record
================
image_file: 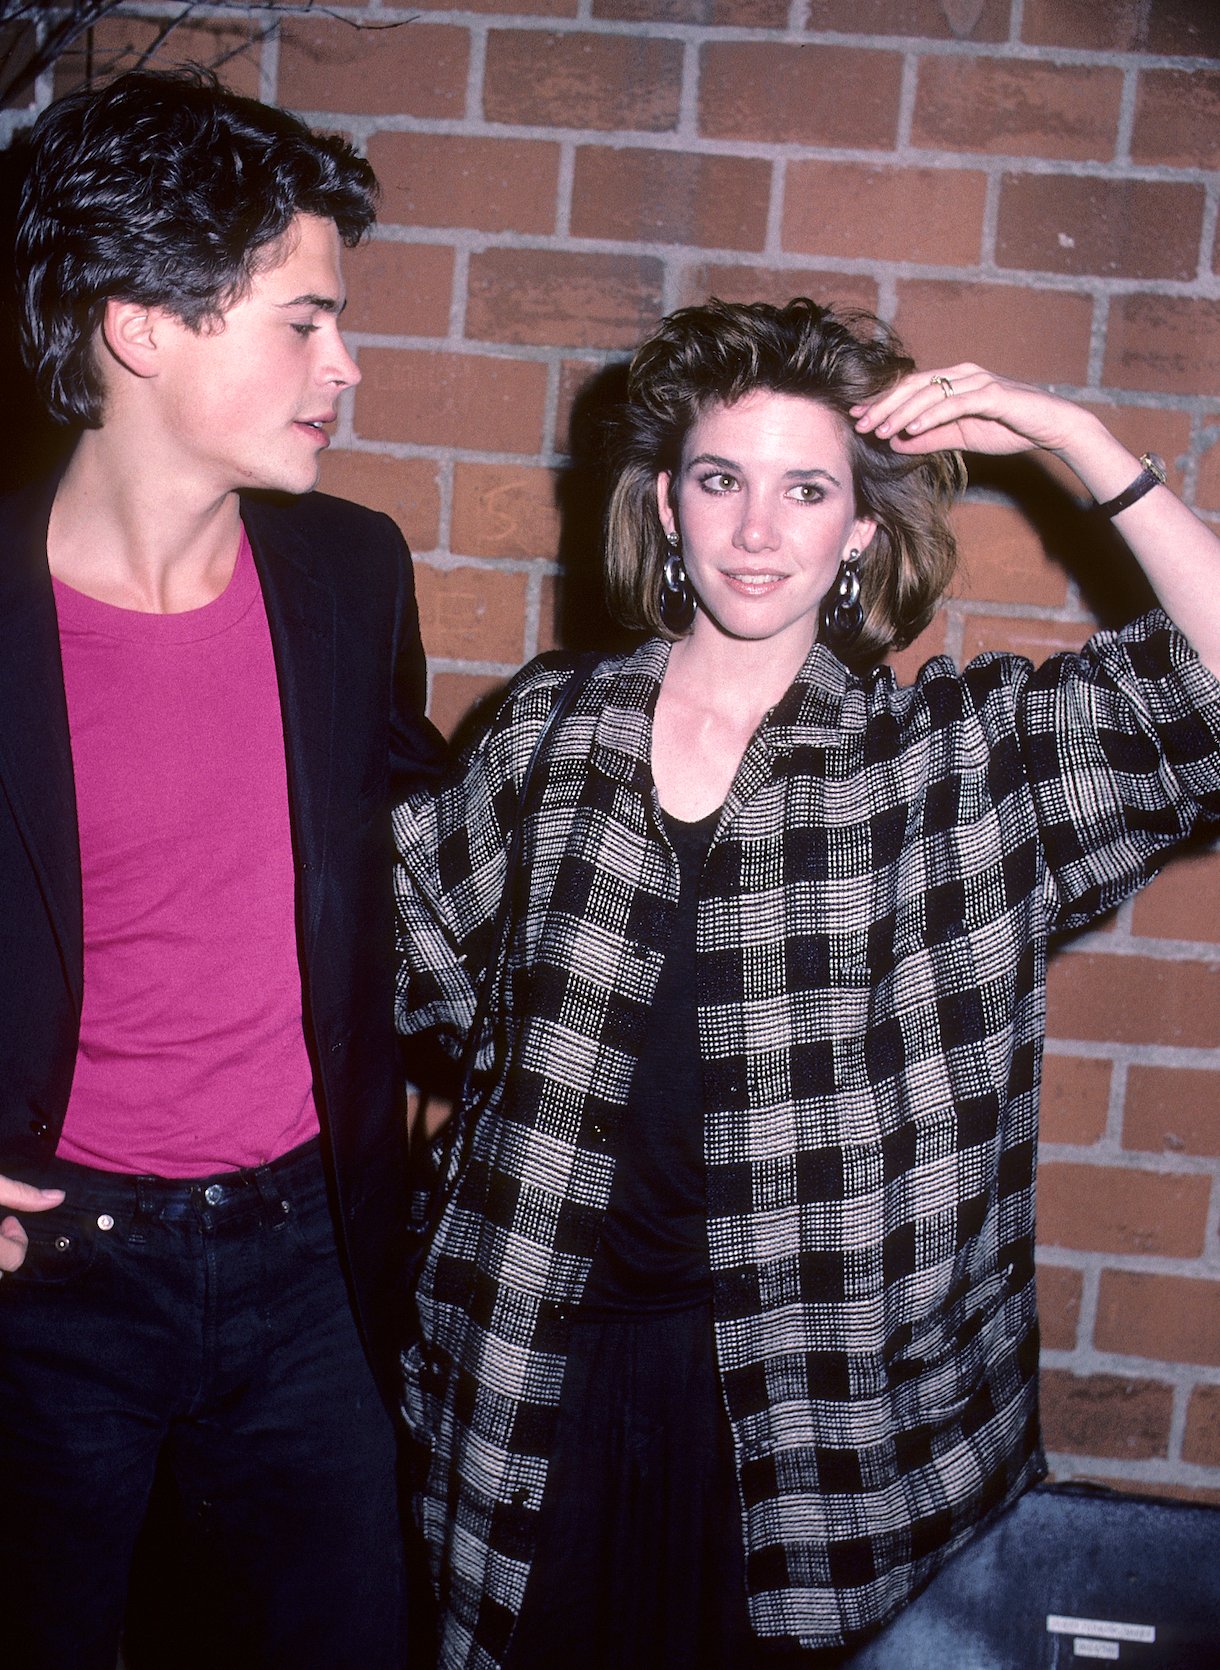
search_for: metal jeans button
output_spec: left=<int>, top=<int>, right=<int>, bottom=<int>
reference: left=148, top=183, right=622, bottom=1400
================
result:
left=203, top=1183, right=224, bottom=1205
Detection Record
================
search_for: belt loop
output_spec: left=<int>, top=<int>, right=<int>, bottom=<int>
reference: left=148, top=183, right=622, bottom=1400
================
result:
left=254, top=1159, right=288, bottom=1216
left=132, top=1176, right=155, bottom=1243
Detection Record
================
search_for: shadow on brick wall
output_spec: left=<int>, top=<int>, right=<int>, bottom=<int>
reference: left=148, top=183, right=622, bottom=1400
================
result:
left=554, top=357, right=640, bottom=656
left=963, top=453, right=1158, bottom=629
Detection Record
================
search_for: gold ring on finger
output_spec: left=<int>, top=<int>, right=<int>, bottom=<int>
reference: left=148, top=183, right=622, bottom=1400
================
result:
left=930, top=374, right=954, bottom=398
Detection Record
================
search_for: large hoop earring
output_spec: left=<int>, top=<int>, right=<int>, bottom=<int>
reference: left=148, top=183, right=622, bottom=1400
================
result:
left=660, top=530, right=696, bottom=633
left=822, top=548, right=863, bottom=647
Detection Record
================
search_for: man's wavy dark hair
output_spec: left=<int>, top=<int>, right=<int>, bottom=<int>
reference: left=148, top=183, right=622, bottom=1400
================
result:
left=15, top=67, right=378, bottom=428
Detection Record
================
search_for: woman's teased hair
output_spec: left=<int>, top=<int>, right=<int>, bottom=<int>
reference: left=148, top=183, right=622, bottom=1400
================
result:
left=16, top=67, right=378, bottom=427
left=604, top=297, right=966, bottom=666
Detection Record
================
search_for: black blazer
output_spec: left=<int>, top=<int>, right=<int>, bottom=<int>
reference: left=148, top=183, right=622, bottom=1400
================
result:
left=0, top=477, right=447, bottom=1401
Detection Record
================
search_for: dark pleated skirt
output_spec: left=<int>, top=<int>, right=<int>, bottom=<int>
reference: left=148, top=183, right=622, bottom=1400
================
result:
left=508, top=1300, right=854, bottom=1670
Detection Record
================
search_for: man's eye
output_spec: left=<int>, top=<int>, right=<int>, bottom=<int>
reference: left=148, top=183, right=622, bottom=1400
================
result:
left=292, top=322, right=319, bottom=337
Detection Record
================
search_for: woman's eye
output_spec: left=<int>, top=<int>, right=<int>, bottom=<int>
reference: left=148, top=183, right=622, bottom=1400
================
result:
left=792, top=483, right=824, bottom=503
left=700, top=472, right=736, bottom=493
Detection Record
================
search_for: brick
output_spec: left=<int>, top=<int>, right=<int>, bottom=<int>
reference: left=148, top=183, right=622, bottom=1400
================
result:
left=1104, top=296, right=1220, bottom=398
left=784, top=163, right=986, bottom=267
left=1133, top=70, right=1220, bottom=170
left=1198, top=428, right=1220, bottom=513
left=994, top=402, right=1187, bottom=509
left=699, top=43, right=904, bottom=149
left=594, top=0, right=788, bottom=22
left=1130, top=843, right=1220, bottom=942
left=1046, top=951, right=1220, bottom=1050
left=277, top=18, right=467, bottom=118
left=1040, top=1369, right=1173, bottom=1460
left=537, top=573, right=562, bottom=655
left=1079, top=1475, right=1220, bottom=1507
left=911, top=58, right=1122, bottom=163
left=997, top=175, right=1203, bottom=283
left=343, top=241, right=453, bottom=337
left=315, top=452, right=442, bottom=553
left=408, top=0, right=573, bottom=12
left=888, top=611, right=949, bottom=685
left=805, top=0, right=1010, bottom=40
left=949, top=501, right=1070, bottom=609
left=483, top=31, right=680, bottom=131
left=368, top=133, right=561, bottom=237
left=1124, top=1065, right=1220, bottom=1160
left=1038, top=1053, right=1112, bottom=1147
left=354, top=348, right=548, bottom=453
left=1036, top=1262, right=1083, bottom=1352
left=1074, top=404, right=1190, bottom=497
left=571, top=148, right=770, bottom=251
left=894, top=281, right=1093, bottom=386
left=1038, top=1162, right=1210, bottom=1259
left=466, top=249, right=664, bottom=349
left=451, top=465, right=562, bottom=560
left=678, top=267, right=880, bottom=316
left=1023, top=0, right=1220, bottom=55
left=1096, top=1271, right=1220, bottom=1367
left=429, top=671, right=511, bottom=741
left=52, top=16, right=262, bottom=99
left=556, top=357, right=617, bottom=457
left=960, top=615, right=1098, bottom=666
left=416, top=564, right=529, bottom=664
left=1183, top=1384, right=1220, bottom=1467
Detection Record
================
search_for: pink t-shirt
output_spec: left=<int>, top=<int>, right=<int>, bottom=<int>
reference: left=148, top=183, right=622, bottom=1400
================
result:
left=53, top=531, right=319, bottom=1176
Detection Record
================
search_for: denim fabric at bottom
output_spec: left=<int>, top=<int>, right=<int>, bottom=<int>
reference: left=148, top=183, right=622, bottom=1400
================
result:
left=0, top=1138, right=407, bottom=1670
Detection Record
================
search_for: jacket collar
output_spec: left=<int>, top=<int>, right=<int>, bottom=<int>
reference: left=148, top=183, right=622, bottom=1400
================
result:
left=588, top=633, right=868, bottom=785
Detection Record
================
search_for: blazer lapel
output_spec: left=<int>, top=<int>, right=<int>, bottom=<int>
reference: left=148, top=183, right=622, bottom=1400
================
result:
left=242, top=495, right=337, bottom=963
left=0, top=479, right=83, bottom=1007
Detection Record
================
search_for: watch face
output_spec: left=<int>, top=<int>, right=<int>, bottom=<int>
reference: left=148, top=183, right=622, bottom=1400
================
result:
left=1141, top=452, right=1167, bottom=484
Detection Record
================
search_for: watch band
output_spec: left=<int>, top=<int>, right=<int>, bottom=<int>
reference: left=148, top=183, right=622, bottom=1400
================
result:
left=1094, top=453, right=1167, bottom=519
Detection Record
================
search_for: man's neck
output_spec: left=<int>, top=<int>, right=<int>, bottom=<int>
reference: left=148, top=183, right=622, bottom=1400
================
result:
left=47, top=430, right=245, bottom=614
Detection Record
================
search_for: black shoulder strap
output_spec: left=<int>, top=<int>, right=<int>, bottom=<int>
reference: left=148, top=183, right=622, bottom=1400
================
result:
left=452, top=651, right=600, bottom=1122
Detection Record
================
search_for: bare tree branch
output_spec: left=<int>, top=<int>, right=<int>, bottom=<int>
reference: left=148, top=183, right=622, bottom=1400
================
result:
left=1, top=2, right=419, bottom=110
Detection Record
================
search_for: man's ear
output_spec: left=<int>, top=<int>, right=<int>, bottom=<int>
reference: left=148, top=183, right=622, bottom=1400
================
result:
left=99, top=298, right=161, bottom=380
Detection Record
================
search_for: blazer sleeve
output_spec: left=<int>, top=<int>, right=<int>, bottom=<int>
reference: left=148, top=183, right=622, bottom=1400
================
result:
left=386, top=519, right=449, bottom=800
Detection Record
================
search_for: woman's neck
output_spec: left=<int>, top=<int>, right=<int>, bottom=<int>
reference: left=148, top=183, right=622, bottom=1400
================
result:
left=650, top=624, right=816, bottom=820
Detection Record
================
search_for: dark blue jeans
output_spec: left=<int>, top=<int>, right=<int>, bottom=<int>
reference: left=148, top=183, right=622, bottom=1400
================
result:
left=0, top=1138, right=408, bottom=1670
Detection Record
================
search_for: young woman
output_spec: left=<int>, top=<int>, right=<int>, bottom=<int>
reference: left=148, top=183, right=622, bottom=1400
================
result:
left=394, top=299, right=1220, bottom=1670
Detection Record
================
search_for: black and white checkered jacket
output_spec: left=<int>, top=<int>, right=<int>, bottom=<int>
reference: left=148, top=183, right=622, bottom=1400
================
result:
left=393, top=613, right=1220, bottom=1669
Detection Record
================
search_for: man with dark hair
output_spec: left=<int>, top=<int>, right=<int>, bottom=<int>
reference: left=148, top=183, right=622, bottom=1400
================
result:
left=0, top=69, right=444, bottom=1668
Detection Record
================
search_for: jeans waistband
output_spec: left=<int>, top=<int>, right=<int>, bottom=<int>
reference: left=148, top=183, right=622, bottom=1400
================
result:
left=12, top=1136, right=326, bottom=1221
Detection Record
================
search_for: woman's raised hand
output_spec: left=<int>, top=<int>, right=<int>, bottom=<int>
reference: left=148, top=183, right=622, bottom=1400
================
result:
left=851, top=363, right=1093, bottom=463
left=854, top=361, right=1220, bottom=679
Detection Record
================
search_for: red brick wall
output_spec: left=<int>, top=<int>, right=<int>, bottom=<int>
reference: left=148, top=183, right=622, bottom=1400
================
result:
left=23, top=0, right=1220, bottom=1500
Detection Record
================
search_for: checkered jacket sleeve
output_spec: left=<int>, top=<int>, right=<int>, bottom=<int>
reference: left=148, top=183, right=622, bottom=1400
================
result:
left=1012, top=613, right=1220, bottom=927
left=392, top=655, right=585, bottom=1068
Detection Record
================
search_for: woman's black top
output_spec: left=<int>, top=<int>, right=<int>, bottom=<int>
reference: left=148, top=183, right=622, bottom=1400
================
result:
left=580, top=805, right=719, bottom=1314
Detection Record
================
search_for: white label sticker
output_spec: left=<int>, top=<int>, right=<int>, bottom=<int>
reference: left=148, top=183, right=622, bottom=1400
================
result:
left=1047, top=1615, right=1156, bottom=1645
left=1073, top=1641, right=1120, bottom=1662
